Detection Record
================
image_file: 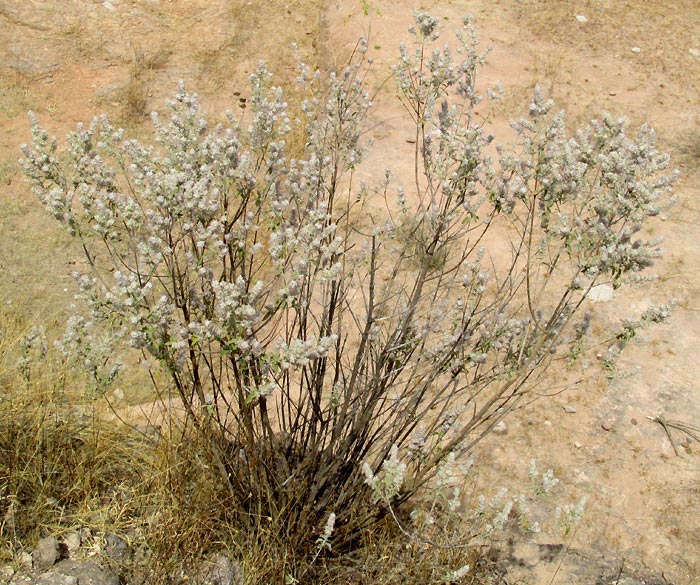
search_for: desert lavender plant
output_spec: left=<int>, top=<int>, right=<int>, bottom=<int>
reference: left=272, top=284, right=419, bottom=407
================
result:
left=20, top=12, right=675, bottom=554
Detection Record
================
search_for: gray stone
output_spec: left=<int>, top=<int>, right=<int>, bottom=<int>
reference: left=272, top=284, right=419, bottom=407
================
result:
left=32, top=537, right=60, bottom=571
left=197, top=553, right=244, bottom=585
left=596, top=572, right=669, bottom=585
left=492, top=421, right=508, bottom=435
left=18, top=553, right=33, bottom=571
left=102, top=534, right=129, bottom=563
left=60, top=533, right=81, bottom=556
left=562, top=404, right=577, bottom=414
left=35, top=573, right=78, bottom=585
left=588, top=284, right=614, bottom=302
left=52, top=560, right=119, bottom=585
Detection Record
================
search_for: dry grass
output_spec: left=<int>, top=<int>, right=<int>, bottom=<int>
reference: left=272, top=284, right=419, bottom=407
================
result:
left=0, top=313, right=146, bottom=551
left=0, top=76, right=33, bottom=119
left=0, top=312, right=233, bottom=580
left=0, top=307, right=494, bottom=582
left=675, top=117, right=700, bottom=170
left=119, top=47, right=171, bottom=126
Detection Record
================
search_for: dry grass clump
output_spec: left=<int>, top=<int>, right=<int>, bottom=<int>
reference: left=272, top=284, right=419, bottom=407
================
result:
left=0, top=314, right=230, bottom=580
left=120, top=47, right=171, bottom=126
left=0, top=314, right=147, bottom=554
left=0, top=75, right=33, bottom=119
left=675, top=118, right=700, bottom=171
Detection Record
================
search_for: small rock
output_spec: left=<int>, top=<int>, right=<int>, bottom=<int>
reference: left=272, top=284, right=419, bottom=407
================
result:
left=598, top=570, right=670, bottom=585
left=601, top=422, right=613, bottom=432
left=19, top=552, right=33, bottom=570
left=630, top=47, right=641, bottom=53
left=573, top=441, right=582, bottom=449
left=575, top=469, right=591, bottom=483
left=36, top=572, right=78, bottom=585
left=562, top=405, right=577, bottom=414
left=102, top=534, right=129, bottom=563
left=575, top=14, right=588, bottom=23
left=588, top=284, right=614, bottom=302
left=544, top=420, right=553, bottom=427
left=197, top=552, right=244, bottom=585
left=630, top=417, right=638, bottom=426
left=33, top=536, right=60, bottom=571
left=53, top=560, right=120, bottom=585
left=608, top=91, right=617, bottom=96
left=492, top=421, right=508, bottom=435
left=689, top=48, right=700, bottom=58
left=62, top=532, right=82, bottom=556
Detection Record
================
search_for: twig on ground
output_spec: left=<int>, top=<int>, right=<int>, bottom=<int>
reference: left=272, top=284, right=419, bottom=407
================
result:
left=648, top=415, right=700, bottom=456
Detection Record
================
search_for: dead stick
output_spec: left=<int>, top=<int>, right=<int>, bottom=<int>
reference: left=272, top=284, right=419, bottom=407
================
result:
left=651, top=415, right=680, bottom=457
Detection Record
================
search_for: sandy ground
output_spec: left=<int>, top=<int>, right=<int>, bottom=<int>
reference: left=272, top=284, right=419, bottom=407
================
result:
left=1, top=0, right=699, bottom=582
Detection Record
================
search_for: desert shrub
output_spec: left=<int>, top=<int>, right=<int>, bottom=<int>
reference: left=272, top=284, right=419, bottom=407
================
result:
left=19, top=10, right=675, bottom=572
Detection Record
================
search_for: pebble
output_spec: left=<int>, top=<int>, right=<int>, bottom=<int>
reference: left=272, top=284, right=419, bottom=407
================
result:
left=573, top=441, right=582, bottom=449
left=19, top=552, right=33, bottom=570
left=35, top=572, right=78, bottom=585
left=631, top=47, right=641, bottom=53
left=33, top=536, right=60, bottom=571
left=103, top=534, right=130, bottom=563
left=492, top=421, right=508, bottom=435
left=575, top=14, right=588, bottom=23
left=562, top=405, right=577, bottom=414
left=601, top=422, right=613, bottom=432
left=588, top=284, right=614, bottom=302
left=62, top=532, right=82, bottom=555
left=544, top=420, right=553, bottom=427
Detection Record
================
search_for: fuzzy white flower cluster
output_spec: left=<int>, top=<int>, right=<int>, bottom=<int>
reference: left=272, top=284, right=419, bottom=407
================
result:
left=363, top=444, right=407, bottom=503
left=555, top=496, right=587, bottom=535
left=17, top=325, right=48, bottom=381
left=529, top=458, right=560, bottom=495
left=276, top=335, right=337, bottom=370
left=19, top=57, right=366, bottom=402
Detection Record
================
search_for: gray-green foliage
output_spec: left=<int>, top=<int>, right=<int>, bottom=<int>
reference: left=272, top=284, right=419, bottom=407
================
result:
left=20, top=11, right=674, bottom=554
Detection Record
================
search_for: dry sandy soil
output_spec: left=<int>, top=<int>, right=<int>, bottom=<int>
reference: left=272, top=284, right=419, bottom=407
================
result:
left=1, top=0, right=699, bottom=583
